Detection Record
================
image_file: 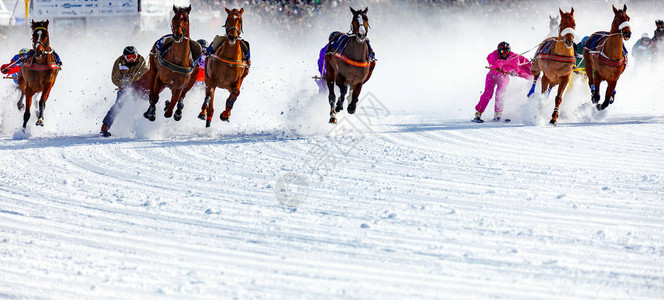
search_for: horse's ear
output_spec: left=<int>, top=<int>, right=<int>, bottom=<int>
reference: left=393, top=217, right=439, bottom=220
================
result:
left=225, top=7, right=231, bottom=15
left=350, top=7, right=357, bottom=15
left=570, top=7, right=574, bottom=16
left=362, top=7, right=368, bottom=14
left=623, top=4, right=627, bottom=12
left=185, top=5, right=191, bottom=14
left=559, top=8, right=564, bottom=18
left=612, top=5, right=618, bottom=14
left=173, top=5, right=178, bottom=13
left=240, top=8, right=244, bottom=15
left=31, top=19, right=35, bottom=26
left=45, top=20, right=49, bottom=28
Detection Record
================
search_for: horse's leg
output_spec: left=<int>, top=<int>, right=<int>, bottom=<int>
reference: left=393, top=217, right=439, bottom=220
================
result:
left=220, top=87, right=239, bottom=122
left=591, top=76, right=602, bottom=104
left=528, top=59, right=541, bottom=97
left=599, top=80, right=617, bottom=111
left=144, top=75, right=163, bottom=121
left=17, top=91, right=24, bottom=110
left=325, top=55, right=338, bottom=124
left=335, top=74, right=348, bottom=113
left=22, top=90, right=34, bottom=130
left=540, top=76, right=550, bottom=95
left=347, top=83, right=363, bottom=115
left=165, top=89, right=182, bottom=118
left=551, top=76, right=570, bottom=125
left=203, top=86, right=215, bottom=127
left=584, top=54, right=600, bottom=104
left=36, top=83, right=54, bottom=126
left=174, top=74, right=198, bottom=121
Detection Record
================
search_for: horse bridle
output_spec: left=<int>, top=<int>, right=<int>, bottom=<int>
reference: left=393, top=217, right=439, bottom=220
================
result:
left=171, top=12, right=189, bottom=43
left=224, top=14, right=243, bottom=40
left=351, top=13, right=369, bottom=42
left=32, top=27, right=52, bottom=58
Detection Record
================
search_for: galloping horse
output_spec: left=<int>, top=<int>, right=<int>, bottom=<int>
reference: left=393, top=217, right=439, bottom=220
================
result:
left=583, top=5, right=631, bottom=111
left=325, top=7, right=376, bottom=124
left=530, top=8, right=576, bottom=125
left=198, top=7, right=251, bottom=127
left=18, top=20, right=61, bottom=130
left=143, top=5, right=202, bottom=122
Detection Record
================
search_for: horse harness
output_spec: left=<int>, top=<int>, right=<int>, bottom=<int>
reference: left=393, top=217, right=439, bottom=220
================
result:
left=585, top=32, right=628, bottom=68
left=329, top=34, right=374, bottom=69
left=208, top=36, right=250, bottom=69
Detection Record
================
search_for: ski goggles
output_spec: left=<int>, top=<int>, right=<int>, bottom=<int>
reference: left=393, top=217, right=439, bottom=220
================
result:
left=125, top=54, right=137, bottom=62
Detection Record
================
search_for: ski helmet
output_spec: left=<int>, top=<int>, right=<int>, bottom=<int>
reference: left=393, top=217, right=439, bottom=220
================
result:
left=19, top=48, right=28, bottom=55
left=123, top=46, right=137, bottom=57
left=123, top=46, right=138, bottom=62
left=196, top=39, right=208, bottom=49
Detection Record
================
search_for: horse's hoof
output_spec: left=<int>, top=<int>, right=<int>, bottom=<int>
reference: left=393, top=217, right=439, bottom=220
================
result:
left=335, top=105, right=343, bottom=113
left=36, top=119, right=44, bottom=127
left=198, top=111, right=206, bottom=120
left=174, top=110, right=182, bottom=121
left=164, top=111, right=173, bottom=119
left=347, top=105, right=357, bottom=115
left=220, top=110, right=230, bottom=122
left=549, top=119, right=557, bottom=126
left=164, top=100, right=170, bottom=112
left=596, top=104, right=603, bottom=111
left=17, top=102, right=24, bottom=111
left=143, top=112, right=155, bottom=121
left=329, top=117, right=337, bottom=124
left=206, top=120, right=211, bottom=127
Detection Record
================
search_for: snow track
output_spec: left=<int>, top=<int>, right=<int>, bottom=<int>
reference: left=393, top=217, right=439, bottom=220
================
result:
left=2, top=1, right=664, bottom=298
left=1, top=116, right=663, bottom=298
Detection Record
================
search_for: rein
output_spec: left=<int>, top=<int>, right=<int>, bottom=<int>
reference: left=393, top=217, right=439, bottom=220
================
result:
left=158, top=55, right=196, bottom=74
left=23, top=62, right=61, bottom=71
left=333, top=34, right=373, bottom=68
left=334, top=53, right=370, bottom=68
left=209, top=54, right=248, bottom=68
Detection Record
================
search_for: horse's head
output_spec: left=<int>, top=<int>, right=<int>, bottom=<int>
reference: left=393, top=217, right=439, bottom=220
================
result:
left=350, top=7, right=369, bottom=42
left=549, top=15, right=560, bottom=33
left=612, top=4, right=631, bottom=41
left=655, top=20, right=664, bottom=39
left=171, top=5, right=191, bottom=43
left=224, top=7, right=244, bottom=44
left=31, top=20, right=50, bottom=59
left=558, top=8, right=576, bottom=49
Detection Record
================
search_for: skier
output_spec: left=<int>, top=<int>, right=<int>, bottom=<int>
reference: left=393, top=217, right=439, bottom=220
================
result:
left=1, top=48, right=29, bottom=84
left=473, top=42, right=533, bottom=123
left=632, top=33, right=653, bottom=65
left=1, top=48, right=29, bottom=109
left=100, top=46, right=148, bottom=137
left=196, top=39, right=208, bottom=83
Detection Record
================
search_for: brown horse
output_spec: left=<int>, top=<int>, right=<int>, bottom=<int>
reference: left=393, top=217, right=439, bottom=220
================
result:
left=530, top=8, right=576, bottom=125
left=18, top=20, right=60, bottom=130
left=325, top=7, right=376, bottom=124
left=143, top=5, right=201, bottom=122
left=583, top=5, right=631, bottom=111
left=198, top=7, right=250, bottom=127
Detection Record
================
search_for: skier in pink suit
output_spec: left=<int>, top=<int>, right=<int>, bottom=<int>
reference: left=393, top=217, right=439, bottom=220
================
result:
left=473, top=42, right=533, bottom=123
